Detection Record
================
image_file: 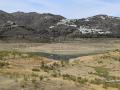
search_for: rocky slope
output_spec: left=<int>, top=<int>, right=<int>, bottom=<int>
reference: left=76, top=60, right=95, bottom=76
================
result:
left=0, top=10, right=120, bottom=42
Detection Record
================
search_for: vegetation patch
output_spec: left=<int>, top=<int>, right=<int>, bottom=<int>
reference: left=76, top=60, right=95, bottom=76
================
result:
left=0, top=61, right=9, bottom=68
left=32, top=68, right=40, bottom=72
left=90, top=78, right=120, bottom=89
left=62, top=74, right=88, bottom=84
left=93, top=66, right=109, bottom=78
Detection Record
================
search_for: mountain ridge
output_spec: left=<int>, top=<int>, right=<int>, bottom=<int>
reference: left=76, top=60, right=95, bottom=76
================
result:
left=0, top=10, right=120, bottom=42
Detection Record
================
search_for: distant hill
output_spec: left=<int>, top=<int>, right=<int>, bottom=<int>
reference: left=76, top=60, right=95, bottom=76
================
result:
left=0, top=10, right=120, bottom=42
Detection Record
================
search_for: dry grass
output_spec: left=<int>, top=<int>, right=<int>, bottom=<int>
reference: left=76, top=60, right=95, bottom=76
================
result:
left=0, top=41, right=120, bottom=90
left=0, top=38, right=120, bottom=55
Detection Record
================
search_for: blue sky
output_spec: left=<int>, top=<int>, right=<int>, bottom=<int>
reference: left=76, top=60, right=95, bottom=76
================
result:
left=0, top=0, right=120, bottom=19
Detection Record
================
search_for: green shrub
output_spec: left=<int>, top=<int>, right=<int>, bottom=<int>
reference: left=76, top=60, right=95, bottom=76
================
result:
left=94, top=67, right=109, bottom=78
left=32, top=68, right=40, bottom=72
left=39, top=75, right=44, bottom=81
left=51, top=73, right=58, bottom=77
left=77, top=77, right=88, bottom=84
left=62, top=74, right=76, bottom=81
left=97, top=60, right=103, bottom=64
left=31, top=72, right=39, bottom=77
left=105, top=83, right=120, bottom=90
left=90, top=78, right=103, bottom=85
left=0, top=61, right=9, bottom=68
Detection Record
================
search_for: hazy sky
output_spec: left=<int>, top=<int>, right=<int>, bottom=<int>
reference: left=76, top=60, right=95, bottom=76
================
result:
left=0, top=0, right=120, bottom=18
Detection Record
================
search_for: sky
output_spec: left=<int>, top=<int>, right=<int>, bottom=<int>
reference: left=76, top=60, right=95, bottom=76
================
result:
left=0, top=0, right=120, bottom=19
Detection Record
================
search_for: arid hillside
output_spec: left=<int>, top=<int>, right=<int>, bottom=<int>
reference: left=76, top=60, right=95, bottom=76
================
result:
left=0, top=50, right=120, bottom=90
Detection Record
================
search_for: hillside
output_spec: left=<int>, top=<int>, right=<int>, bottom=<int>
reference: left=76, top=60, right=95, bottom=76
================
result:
left=0, top=10, right=120, bottom=42
left=0, top=50, right=120, bottom=90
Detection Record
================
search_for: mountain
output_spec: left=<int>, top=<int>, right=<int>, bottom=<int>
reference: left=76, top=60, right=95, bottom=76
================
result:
left=0, top=10, right=14, bottom=25
left=0, top=10, right=120, bottom=42
left=11, top=12, right=65, bottom=31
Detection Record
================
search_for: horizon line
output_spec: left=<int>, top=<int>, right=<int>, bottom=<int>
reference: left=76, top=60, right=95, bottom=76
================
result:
left=0, top=10, right=120, bottom=19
